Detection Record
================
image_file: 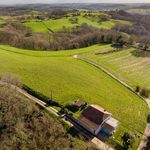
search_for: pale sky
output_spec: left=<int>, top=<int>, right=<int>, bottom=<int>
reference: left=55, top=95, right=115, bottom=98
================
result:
left=0, top=0, right=150, bottom=5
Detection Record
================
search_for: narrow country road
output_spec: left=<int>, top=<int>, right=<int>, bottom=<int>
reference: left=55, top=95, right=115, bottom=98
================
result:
left=138, top=98, right=150, bottom=150
left=0, top=81, right=114, bottom=150
left=138, top=124, right=150, bottom=150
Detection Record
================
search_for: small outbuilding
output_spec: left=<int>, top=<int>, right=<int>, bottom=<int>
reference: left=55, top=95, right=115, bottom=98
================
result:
left=73, top=99, right=87, bottom=109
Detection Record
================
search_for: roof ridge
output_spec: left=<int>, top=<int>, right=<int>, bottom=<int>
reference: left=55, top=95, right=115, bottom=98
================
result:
left=91, top=104, right=111, bottom=115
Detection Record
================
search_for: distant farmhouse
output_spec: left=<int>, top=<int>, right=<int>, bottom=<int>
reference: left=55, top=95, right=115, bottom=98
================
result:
left=79, top=105, right=119, bottom=136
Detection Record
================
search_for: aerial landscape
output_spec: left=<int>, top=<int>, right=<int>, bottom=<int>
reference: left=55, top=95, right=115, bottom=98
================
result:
left=0, top=0, right=150, bottom=150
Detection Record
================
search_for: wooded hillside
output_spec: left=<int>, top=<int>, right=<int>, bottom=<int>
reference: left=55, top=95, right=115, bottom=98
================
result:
left=0, top=84, right=94, bottom=150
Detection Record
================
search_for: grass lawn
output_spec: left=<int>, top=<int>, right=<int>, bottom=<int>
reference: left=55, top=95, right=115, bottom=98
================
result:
left=0, top=44, right=149, bottom=149
left=24, top=20, right=49, bottom=33
left=0, top=19, right=5, bottom=25
left=24, top=18, right=77, bottom=32
left=81, top=45, right=150, bottom=90
left=24, top=15, right=131, bottom=32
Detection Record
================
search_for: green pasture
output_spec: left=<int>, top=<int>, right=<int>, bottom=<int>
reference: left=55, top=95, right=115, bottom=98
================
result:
left=24, top=14, right=131, bottom=32
left=0, top=19, right=5, bottom=25
left=0, top=44, right=149, bottom=149
left=81, top=46, right=150, bottom=90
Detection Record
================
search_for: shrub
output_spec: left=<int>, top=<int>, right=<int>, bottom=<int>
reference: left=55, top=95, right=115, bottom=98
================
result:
left=140, top=88, right=149, bottom=98
left=121, top=133, right=134, bottom=150
left=0, top=74, right=22, bottom=88
left=69, top=17, right=79, bottom=24
left=135, top=86, right=141, bottom=93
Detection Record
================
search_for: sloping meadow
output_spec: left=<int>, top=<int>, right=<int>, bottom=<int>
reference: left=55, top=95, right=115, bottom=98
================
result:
left=0, top=44, right=149, bottom=149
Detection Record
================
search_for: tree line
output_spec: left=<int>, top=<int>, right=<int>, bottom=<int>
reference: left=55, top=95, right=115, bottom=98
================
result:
left=110, top=10, right=150, bottom=50
left=0, top=22, right=131, bottom=51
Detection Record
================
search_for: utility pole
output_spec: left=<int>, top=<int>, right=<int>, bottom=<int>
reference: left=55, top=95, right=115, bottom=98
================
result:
left=51, top=90, right=53, bottom=100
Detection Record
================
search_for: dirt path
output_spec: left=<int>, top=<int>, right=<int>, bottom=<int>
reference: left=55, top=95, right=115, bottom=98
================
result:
left=138, top=124, right=150, bottom=150
left=138, top=98, right=150, bottom=150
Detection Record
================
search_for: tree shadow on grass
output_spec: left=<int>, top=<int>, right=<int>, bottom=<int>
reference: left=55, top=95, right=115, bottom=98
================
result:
left=107, top=139, right=123, bottom=150
left=131, top=49, right=150, bottom=57
left=114, top=144, right=124, bottom=150
left=23, top=84, right=61, bottom=108
left=65, top=104, right=79, bottom=113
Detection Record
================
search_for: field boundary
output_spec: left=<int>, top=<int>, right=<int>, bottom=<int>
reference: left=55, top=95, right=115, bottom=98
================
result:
left=74, top=54, right=150, bottom=150
left=0, top=45, right=103, bottom=58
left=76, top=55, right=147, bottom=103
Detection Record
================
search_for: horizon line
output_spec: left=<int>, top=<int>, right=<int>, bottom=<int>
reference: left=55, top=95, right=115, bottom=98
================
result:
left=0, top=2, right=150, bottom=6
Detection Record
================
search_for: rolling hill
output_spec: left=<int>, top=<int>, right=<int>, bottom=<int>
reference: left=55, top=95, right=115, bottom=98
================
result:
left=0, top=44, right=149, bottom=149
left=24, top=14, right=131, bottom=32
left=81, top=46, right=150, bottom=90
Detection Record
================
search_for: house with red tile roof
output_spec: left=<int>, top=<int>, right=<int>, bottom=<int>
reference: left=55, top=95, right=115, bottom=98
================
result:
left=79, top=104, right=119, bottom=136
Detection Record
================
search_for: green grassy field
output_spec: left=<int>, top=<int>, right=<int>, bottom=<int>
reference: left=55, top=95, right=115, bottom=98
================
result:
left=0, top=19, right=5, bottom=25
left=0, top=44, right=149, bottom=149
left=24, top=15, right=131, bottom=32
left=81, top=45, right=150, bottom=90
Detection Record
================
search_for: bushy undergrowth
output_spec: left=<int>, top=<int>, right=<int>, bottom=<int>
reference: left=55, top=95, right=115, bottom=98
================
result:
left=0, top=85, right=94, bottom=150
left=0, top=22, right=130, bottom=51
left=0, top=73, right=22, bottom=87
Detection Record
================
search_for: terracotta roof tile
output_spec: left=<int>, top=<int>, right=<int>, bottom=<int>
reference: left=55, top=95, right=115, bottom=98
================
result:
left=79, top=105, right=111, bottom=130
